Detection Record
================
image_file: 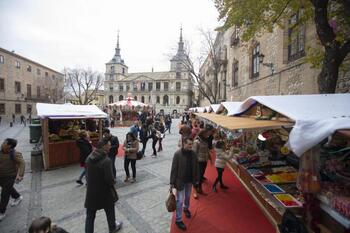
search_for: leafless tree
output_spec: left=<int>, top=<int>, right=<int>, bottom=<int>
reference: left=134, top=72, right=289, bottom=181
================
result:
left=43, top=75, right=65, bottom=103
left=178, top=29, right=225, bottom=104
left=64, top=67, right=104, bottom=105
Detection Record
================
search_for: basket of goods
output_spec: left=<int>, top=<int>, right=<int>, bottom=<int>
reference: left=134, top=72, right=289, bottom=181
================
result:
left=89, top=132, right=99, bottom=138
left=49, top=134, right=61, bottom=142
left=67, top=128, right=79, bottom=140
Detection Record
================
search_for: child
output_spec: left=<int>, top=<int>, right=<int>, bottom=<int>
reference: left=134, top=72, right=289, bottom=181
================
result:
left=28, top=216, right=69, bottom=233
left=212, top=140, right=233, bottom=192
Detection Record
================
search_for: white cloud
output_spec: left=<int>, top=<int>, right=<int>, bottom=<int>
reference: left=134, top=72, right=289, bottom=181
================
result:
left=0, top=0, right=219, bottom=73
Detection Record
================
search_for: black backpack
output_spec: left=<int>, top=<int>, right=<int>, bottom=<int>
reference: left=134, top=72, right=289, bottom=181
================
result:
left=278, top=210, right=308, bottom=233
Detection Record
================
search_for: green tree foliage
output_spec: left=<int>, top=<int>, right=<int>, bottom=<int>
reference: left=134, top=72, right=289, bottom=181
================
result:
left=215, top=0, right=350, bottom=93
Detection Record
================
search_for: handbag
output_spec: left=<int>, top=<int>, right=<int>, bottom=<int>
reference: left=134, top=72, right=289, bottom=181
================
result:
left=111, top=185, right=119, bottom=203
left=136, top=151, right=143, bottom=160
left=165, top=188, right=176, bottom=212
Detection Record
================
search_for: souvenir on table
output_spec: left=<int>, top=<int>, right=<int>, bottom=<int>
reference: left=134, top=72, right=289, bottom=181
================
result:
left=271, top=166, right=297, bottom=173
left=247, top=168, right=265, bottom=178
left=274, top=194, right=303, bottom=208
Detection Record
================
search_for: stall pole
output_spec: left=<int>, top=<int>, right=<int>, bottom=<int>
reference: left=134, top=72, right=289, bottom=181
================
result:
left=98, top=119, right=102, bottom=139
left=42, top=118, right=49, bottom=170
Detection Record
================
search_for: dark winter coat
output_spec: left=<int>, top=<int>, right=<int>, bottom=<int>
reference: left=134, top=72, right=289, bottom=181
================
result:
left=76, top=138, right=93, bottom=164
left=170, top=149, right=199, bottom=191
left=84, top=148, right=116, bottom=210
left=139, top=125, right=150, bottom=142
left=108, top=136, right=119, bottom=158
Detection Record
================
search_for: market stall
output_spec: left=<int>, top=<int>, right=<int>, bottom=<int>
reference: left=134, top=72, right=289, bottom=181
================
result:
left=108, top=94, right=151, bottom=126
left=195, top=94, right=350, bottom=233
left=36, top=103, right=107, bottom=170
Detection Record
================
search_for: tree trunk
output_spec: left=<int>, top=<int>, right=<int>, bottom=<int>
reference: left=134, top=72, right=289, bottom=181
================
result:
left=317, top=48, right=340, bottom=93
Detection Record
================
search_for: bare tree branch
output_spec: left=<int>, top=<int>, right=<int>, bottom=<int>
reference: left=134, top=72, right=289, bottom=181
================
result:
left=64, top=67, right=104, bottom=105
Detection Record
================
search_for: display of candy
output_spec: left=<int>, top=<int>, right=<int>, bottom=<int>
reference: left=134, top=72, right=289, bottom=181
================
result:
left=266, top=172, right=298, bottom=183
left=264, top=184, right=285, bottom=194
left=274, top=194, right=303, bottom=208
left=271, top=166, right=297, bottom=173
left=332, top=196, right=350, bottom=219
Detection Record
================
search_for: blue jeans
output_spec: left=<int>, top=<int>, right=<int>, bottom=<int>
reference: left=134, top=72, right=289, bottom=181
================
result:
left=78, top=168, right=86, bottom=181
left=175, top=183, right=192, bottom=222
left=85, top=206, right=116, bottom=233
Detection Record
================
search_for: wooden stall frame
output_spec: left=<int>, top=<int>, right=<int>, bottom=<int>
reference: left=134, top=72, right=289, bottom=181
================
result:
left=41, top=117, right=105, bottom=170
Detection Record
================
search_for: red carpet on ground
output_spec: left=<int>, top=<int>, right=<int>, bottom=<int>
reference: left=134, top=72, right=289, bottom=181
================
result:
left=170, top=157, right=275, bottom=233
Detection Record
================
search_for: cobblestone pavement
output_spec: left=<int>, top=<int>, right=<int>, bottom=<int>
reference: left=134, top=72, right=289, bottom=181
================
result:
left=0, top=119, right=181, bottom=233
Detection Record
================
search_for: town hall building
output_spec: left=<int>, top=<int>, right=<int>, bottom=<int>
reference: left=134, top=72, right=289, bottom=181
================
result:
left=104, top=29, right=193, bottom=113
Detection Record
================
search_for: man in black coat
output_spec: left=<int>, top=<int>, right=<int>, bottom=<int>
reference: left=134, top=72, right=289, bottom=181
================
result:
left=103, top=129, right=119, bottom=179
left=170, top=137, right=199, bottom=231
left=84, top=139, right=122, bottom=233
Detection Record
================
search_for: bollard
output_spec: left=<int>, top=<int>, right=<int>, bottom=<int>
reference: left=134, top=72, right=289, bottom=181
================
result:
left=31, top=149, right=43, bottom=172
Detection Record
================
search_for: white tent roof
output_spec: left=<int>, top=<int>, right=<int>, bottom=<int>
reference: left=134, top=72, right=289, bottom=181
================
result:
left=196, top=107, right=206, bottom=113
left=108, top=98, right=148, bottom=107
left=204, top=106, right=211, bottom=112
left=36, top=103, right=107, bottom=119
left=233, top=94, right=350, bottom=156
left=210, top=104, right=221, bottom=113
left=220, top=102, right=243, bottom=115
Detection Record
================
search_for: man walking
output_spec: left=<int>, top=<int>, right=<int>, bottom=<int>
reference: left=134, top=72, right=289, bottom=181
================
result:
left=0, top=138, right=25, bottom=221
left=170, top=137, right=199, bottom=231
left=20, top=115, right=26, bottom=126
left=103, top=129, right=119, bottom=179
left=165, top=115, right=172, bottom=134
left=84, top=138, right=122, bottom=233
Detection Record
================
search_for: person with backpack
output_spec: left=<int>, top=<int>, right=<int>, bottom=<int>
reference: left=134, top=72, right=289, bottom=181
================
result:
left=139, top=123, right=150, bottom=156
left=103, top=129, right=119, bottom=179
left=0, top=138, right=25, bottom=221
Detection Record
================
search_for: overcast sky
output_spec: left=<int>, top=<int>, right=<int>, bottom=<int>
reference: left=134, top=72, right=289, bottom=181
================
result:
left=0, top=0, right=220, bottom=74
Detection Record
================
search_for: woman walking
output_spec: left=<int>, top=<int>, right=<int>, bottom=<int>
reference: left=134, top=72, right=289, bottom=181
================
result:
left=123, top=132, right=139, bottom=183
left=212, top=140, right=233, bottom=192
left=193, top=129, right=211, bottom=195
left=76, top=131, right=92, bottom=185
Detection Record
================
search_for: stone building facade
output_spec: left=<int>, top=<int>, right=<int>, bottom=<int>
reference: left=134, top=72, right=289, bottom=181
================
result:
left=104, top=29, right=193, bottom=114
left=199, top=17, right=350, bottom=106
left=0, top=47, right=64, bottom=121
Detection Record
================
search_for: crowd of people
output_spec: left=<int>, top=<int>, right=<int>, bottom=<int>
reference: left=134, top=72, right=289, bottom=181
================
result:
left=170, top=112, right=234, bottom=231
left=0, top=110, right=234, bottom=232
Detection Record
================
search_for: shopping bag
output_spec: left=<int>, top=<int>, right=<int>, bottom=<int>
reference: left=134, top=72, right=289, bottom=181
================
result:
left=111, top=185, right=119, bottom=203
left=165, top=189, right=176, bottom=212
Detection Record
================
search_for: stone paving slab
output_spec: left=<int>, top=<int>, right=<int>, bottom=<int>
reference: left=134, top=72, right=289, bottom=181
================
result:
left=0, top=120, right=180, bottom=232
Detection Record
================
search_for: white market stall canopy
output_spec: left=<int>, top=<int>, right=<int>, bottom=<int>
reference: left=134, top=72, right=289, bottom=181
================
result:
left=219, top=101, right=243, bottom=115
left=195, top=107, right=206, bottom=113
left=108, top=98, right=148, bottom=107
left=232, top=94, right=350, bottom=156
left=37, top=103, right=107, bottom=119
left=209, top=104, right=221, bottom=113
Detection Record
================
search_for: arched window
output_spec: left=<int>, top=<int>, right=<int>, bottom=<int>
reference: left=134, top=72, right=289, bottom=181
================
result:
left=109, top=95, right=114, bottom=104
left=134, top=96, right=137, bottom=101
left=156, top=96, right=160, bottom=104
left=119, top=95, right=123, bottom=101
left=163, top=95, right=169, bottom=106
left=176, top=96, right=180, bottom=105
left=141, top=96, right=145, bottom=103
